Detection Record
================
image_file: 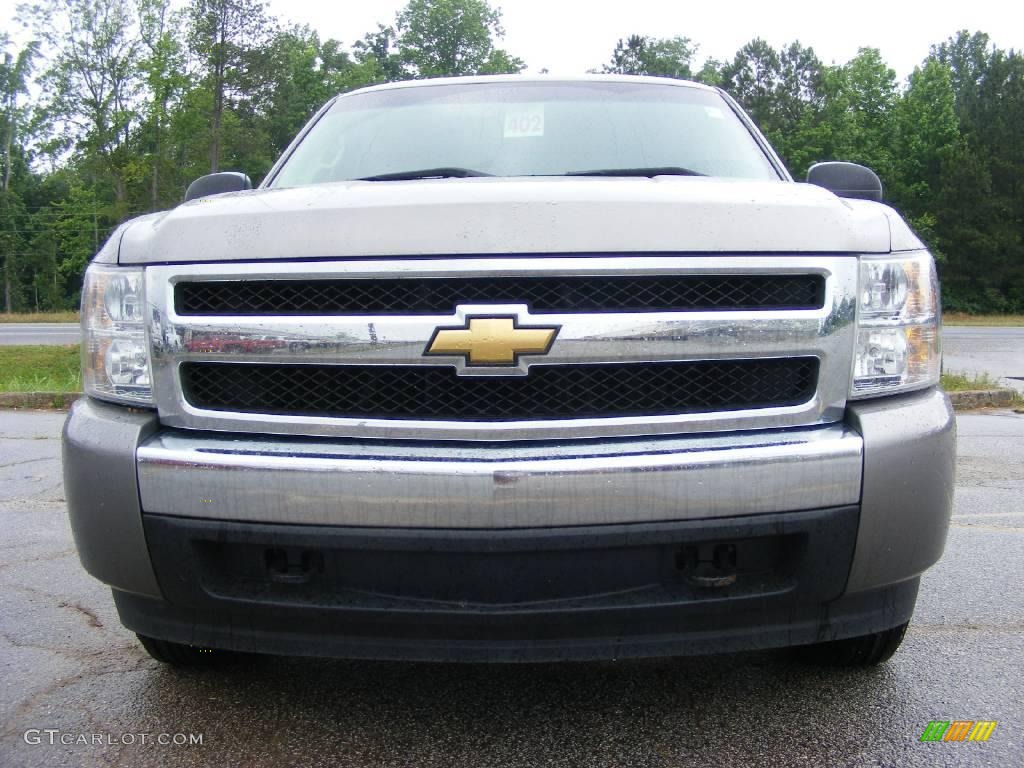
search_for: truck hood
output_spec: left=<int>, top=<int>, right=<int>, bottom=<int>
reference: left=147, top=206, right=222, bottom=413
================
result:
left=118, top=176, right=901, bottom=264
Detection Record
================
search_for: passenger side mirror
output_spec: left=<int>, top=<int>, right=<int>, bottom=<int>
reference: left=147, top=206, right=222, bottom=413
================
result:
left=806, top=162, right=883, bottom=202
left=184, top=172, right=253, bottom=202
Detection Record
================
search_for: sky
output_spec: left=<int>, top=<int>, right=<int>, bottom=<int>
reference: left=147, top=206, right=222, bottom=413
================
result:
left=2, top=0, right=1022, bottom=81
left=264, top=0, right=1024, bottom=79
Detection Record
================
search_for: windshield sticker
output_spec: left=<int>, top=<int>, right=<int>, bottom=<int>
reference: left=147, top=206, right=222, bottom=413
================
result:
left=504, top=104, right=545, bottom=138
left=704, top=106, right=725, bottom=119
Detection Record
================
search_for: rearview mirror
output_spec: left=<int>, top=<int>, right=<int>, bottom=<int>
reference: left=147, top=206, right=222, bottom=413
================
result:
left=807, top=162, right=883, bottom=202
left=184, top=172, right=253, bottom=202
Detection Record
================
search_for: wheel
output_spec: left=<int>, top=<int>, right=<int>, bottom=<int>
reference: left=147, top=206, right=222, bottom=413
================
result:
left=796, top=622, right=909, bottom=667
left=136, top=634, right=243, bottom=667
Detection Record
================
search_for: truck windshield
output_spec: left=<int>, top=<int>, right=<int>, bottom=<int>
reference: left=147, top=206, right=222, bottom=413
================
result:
left=269, top=80, right=780, bottom=187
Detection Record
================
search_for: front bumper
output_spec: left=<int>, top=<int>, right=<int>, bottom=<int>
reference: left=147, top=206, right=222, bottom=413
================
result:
left=112, top=507, right=923, bottom=662
left=135, top=422, right=863, bottom=528
left=63, top=388, right=955, bottom=660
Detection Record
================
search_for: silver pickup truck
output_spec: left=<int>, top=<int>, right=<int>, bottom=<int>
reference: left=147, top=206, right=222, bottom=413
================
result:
left=64, top=75, right=955, bottom=667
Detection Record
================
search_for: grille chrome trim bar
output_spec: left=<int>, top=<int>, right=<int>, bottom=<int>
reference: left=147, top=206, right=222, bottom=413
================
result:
left=145, top=256, right=858, bottom=441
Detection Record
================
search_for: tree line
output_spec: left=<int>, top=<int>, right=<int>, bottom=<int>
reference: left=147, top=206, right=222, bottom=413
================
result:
left=1, top=0, right=1021, bottom=313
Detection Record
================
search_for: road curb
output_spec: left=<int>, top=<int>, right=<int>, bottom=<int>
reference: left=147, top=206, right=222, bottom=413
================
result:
left=947, top=388, right=1018, bottom=411
left=0, top=392, right=82, bottom=410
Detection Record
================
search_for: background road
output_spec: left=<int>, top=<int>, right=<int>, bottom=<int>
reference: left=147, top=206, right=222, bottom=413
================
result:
left=0, top=324, right=80, bottom=346
left=942, top=327, right=1024, bottom=393
left=0, top=408, right=1021, bottom=767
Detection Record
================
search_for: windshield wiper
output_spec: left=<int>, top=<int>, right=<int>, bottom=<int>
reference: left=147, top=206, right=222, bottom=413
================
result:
left=565, top=166, right=706, bottom=178
left=356, top=167, right=495, bottom=181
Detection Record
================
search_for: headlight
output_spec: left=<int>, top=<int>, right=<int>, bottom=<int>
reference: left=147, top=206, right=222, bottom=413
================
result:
left=81, top=264, right=154, bottom=405
left=850, top=250, right=940, bottom=398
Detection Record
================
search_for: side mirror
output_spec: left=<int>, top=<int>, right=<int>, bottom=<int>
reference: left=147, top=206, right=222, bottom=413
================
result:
left=184, top=172, right=252, bottom=202
left=807, top=162, right=883, bottom=202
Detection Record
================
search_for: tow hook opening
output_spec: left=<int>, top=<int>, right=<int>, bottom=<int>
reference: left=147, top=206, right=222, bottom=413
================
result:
left=676, top=542, right=738, bottom=588
left=265, top=548, right=324, bottom=584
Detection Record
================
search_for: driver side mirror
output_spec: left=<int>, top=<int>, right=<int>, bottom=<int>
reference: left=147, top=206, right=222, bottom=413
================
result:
left=184, top=172, right=253, bottom=202
left=807, top=162, right=883, bottom=202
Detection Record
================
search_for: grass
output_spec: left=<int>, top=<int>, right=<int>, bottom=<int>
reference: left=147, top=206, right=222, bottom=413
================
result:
left=0, top=311, right=79, bottom=323
left=943, top=313, right=1024, bottom=327
left=0, top=345, right=81, bottom=392
left=942, top=372, right=1024, bottom=407
left=934, top=372, right=1022, bottom=406
left=940, top=370, right=1003, bottom=392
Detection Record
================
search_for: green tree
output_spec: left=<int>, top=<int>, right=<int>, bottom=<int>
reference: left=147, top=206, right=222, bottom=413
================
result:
left=720, top=39, right=783, bottom=129
left=889, top=59, right=958, bottom=233
left=258, top=27, right=377, bottom=154
left=394, top=0, right=524, bottom=78
left=1, top=36, right=38, bottom=193
left=931, top=30, right=992, bottom=133
left=50, top=182, right=107, bottom=296
left=811, top=48, right=898, bottom=180
left=693, top=58, right=723, bottom=86
left=187, top=0, right=275, bottom=172
left=0, top=188, right=28, bottom=312
left=719, top=39, right=825, bottom=175
left=931, top=37, right=1024, bottom=312
left=25, top=0, right=143, bottom=205
left=353, top=24, right=408, bottom=82
left=601, top=35, right=695, bottom=79
left=1, top=35, right=39, bottom=311
left=137, top=0, right=189, bottom=209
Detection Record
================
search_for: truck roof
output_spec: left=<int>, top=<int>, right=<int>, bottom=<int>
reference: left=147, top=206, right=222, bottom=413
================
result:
left=339, top=73, right=718, bottom=100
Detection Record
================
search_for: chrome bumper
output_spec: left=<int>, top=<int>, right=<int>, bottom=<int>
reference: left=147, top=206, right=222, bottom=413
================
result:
left=136, top=425, right=863, bottom=528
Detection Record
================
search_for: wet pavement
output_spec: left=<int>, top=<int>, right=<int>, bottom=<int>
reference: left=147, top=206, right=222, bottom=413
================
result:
left=0, top=408, right=1021, bottom=767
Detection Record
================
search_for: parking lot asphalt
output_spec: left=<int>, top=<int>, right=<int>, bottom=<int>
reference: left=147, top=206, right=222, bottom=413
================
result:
left=0, top=408, right=1021, bottom=768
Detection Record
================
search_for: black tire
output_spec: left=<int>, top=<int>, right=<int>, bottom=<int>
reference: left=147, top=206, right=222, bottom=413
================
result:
left=136, top=634, right=243, bottom=667
left=796, top=622, right=909, bottom=667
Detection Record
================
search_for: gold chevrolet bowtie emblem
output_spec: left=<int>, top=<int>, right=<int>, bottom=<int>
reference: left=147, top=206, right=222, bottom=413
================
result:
left=426, top=316, right=559, bottom=366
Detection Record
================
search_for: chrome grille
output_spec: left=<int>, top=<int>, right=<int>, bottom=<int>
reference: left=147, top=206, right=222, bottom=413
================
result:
left=145, top=255, right=858, bottom=441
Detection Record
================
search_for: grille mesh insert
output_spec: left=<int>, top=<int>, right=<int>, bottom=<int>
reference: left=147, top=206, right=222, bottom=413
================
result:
left=176, top=274, right=825, bottom=315
left=181, top=358, right=819, bottom=422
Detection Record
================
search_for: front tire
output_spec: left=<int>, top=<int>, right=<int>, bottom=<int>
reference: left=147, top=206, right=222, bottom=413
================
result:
left=797, top=622, right=909, bottom=667
left=137, top=634, right=243, bottom=667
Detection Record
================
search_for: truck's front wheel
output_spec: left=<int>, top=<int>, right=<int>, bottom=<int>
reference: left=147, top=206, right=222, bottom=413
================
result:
left=797, top=622, right=909, bottom=667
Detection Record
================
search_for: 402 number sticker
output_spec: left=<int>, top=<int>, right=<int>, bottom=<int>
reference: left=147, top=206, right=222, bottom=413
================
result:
left=504, top=104, right=545, bottom=138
